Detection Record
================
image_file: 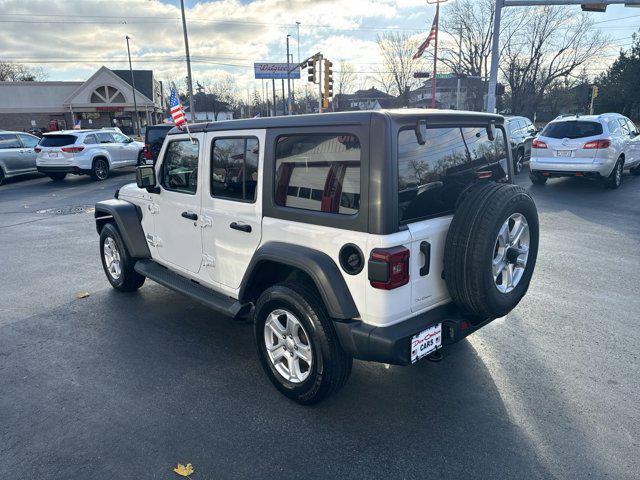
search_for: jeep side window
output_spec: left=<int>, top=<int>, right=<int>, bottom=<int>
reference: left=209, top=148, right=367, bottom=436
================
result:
left=398, top=126, right=508, bottom=224
left=274, top=134, right=361, bottom=215
left=161, top=139, right=199, bottom=195
left=211, top=137, right=259, bottom=202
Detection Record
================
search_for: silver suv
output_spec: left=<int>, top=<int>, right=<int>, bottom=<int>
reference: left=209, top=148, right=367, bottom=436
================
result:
left=0, top=131, right=40, bottom=185
left=36, top=129, right=144, bottom=181
left=530, top=113, right=640, bottom=189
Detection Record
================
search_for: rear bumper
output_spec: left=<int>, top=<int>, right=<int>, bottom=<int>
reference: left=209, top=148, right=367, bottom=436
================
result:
left=37, top=166, right=90, bottom=175
left=333, top=303, right=491, bottom=365
left=530, top=159, right=613, bottom=177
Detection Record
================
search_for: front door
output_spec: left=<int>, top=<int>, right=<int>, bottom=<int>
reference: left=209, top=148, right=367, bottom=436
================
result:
left=153, top=136, right=203, bottom=274
left=200, top=130, right=264, bottom=290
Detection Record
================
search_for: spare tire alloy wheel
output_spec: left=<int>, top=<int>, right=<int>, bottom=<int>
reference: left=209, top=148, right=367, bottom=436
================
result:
left=103, top=236, right=122, bottom=281
left=492, top=213, right=529, bottom=293
left=264, top=309, right=312, bottom=383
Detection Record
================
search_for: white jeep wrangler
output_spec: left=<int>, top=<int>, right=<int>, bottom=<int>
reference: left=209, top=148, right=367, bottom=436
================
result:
left=95, top=110, right=539, bottom=404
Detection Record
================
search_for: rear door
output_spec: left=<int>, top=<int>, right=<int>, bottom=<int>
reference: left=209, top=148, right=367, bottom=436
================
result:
left=0, top=134, right=24, bottom=175
left=200, top=130, right=264, bottom=290
left=398, top=125, right=510, bottom=313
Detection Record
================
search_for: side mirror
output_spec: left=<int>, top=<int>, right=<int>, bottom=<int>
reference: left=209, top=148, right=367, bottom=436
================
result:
left=136, top=165, right=159, bottom=192
left=125, top=137, right=133, bottom=143
left=415, top=119, right=427, bottom=145
left=486, top=122, right=496, bottom=141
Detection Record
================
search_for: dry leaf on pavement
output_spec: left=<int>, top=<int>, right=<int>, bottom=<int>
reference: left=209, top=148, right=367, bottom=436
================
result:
left=173, top=463, right=194, bottom=477
left=76, top=292, right=90, bottom=299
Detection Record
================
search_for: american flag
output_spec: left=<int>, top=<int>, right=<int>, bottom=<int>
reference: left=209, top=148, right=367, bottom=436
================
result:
left=169, top=88, right=187, bottom=129
left=413, top=9, right=439, bottom=60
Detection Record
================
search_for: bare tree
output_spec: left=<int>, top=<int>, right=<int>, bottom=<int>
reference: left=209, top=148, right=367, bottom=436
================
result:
left=202, top=75, right=238, bottom=120
left=375, top=32, right=426, bottom=105
left=0, top=61, right=46, bottom=81
left=336, top=61, right=356, bottom=96
left=501, top=7, right=608, bottom=118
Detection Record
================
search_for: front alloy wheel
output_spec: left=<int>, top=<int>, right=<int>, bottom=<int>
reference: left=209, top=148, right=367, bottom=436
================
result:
left=103, top=236, right=122, bottom=281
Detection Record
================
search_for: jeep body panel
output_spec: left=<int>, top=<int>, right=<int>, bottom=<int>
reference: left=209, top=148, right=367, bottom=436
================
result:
left=94, top=199, right=151, bottom=259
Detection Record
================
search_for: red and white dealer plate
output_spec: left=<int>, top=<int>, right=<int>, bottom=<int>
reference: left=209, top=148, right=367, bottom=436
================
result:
left=410, top=323, right=442, bottom=364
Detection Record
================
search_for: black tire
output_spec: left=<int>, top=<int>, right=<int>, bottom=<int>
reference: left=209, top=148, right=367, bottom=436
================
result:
left=0, top=167, right=5, bottom=186
left=91, top=157, right=110, bottom=181
left=513, top=149, right=524, bottom=175
left=99, top=222, right=145, bottom=292
left=631, top=165, right=640, bottom=176
left=529, top=171, right=547, bottom=185
left=254, top=283, right=352, bottom=405
left=444, top=182, right=539, bottom=319
left=605, top=159, right=623, bottom=189
left=47, top=172, right=67, bottom=181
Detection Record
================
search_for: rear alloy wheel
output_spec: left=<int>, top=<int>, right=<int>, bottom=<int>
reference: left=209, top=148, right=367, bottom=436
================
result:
left=47, top=172, right=67, bottom=181
left=529, top=171, right=547, bottom=185
left=605, top=159, right=623, bottom=189
left=91, top=158, right=110, bottom=181
left=254, top=283, right=352, bottom=405
left=513, top=149, right=524, bottom=175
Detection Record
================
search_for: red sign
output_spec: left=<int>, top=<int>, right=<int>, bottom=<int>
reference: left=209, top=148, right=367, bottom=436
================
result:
left=96, top=106, right=123, bottom=112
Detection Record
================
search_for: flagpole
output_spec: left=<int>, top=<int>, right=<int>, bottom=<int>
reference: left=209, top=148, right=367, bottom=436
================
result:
left=431, top=2, right=440, bottom=109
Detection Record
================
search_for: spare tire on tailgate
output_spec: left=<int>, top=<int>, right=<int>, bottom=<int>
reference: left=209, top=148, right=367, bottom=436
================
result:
left=444, top=182, right=539, bottom=319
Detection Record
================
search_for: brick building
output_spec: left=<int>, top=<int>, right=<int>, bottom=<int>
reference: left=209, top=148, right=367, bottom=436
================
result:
left=0, top=66, right=164, bottom=135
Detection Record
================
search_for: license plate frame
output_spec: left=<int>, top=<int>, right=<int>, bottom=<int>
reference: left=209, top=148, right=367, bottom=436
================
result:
left=410, top=323, right=442, bottom=364
left=555, top=150, right=573, bottom=158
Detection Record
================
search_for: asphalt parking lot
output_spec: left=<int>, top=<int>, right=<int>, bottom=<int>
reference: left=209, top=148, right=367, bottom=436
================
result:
left=1, top=168, right=639, bottom=479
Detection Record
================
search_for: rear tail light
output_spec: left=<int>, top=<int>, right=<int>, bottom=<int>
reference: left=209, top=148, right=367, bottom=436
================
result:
left=144, top=144, right=151, bottom=160
left=34, top=147, right=41, bottom=153
left=583, top=139, right=611, bottom=149
left=368, top=246, right=410, bottom=290
left=61, top=146, right=85, bottom=153
left=532, top=139, right=548, bottom=149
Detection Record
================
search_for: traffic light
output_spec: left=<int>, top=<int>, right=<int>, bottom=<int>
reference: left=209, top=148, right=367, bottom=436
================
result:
left=323, top=59, right=333, bottom=109
left=592, top=85, right=599, bottom=99
left=307, top=57, right=317, bottom=83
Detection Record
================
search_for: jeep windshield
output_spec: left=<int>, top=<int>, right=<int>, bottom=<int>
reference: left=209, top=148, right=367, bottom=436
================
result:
left=398, top=125, right=508, bottom=224
left=541, top=121, right=603, bottom=139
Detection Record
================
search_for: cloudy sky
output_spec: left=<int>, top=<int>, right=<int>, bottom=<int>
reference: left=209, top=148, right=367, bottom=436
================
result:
left=0, top=0, right=638, bottom=95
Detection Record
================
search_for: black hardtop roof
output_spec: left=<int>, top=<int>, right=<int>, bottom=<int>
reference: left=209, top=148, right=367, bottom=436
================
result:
left=167, top=109, right=504, bottom=135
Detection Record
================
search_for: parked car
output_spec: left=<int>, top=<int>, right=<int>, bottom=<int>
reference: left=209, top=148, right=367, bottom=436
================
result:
left=0, top=131, right=41, bottom=185
left=94, top=110, right=540, bottom=404
left=505, top=116, right=537, bottom=174
left=36, top=129, right=144, bottom=181
left=142, top=124, right=173, bottom=164
left=530, top=113, right=640, bottom=188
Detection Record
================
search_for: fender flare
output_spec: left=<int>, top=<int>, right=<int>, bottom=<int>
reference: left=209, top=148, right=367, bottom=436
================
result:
left=94, top=199, right=151, bottom=259
left=238, top=242, right=359, bottom=320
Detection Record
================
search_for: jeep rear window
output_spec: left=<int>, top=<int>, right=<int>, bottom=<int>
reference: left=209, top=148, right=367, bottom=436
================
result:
left=274, top=134, right=361, bottom=215
left=541, top=121, right=603, bottom=139
left=39, top=135, right=77, bottom=147
left=398, top=126, right=508, bottom=224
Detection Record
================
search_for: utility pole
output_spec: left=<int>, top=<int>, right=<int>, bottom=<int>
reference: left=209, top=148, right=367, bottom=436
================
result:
left=431, top=1, right=440, bottom=108
left=179, top=0, right=196, bottom=122
left=486, top=0, right=640, bottom=113
left=271, top=79, right=277, bottom=116
left=125, top=36, right=140, bottom=136
left=456, top=26, right=462, bottom=110
left=317, top=53, right=323, bottom=113
left=286, top=35, right=292, bottom=115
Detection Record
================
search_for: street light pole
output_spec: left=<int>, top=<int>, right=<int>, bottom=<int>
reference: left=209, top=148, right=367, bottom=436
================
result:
left=179, top=0, right=196, bottom=122
left=286, top=35, right=292, bottom=115
left=125, top=35, right=140, bottom=137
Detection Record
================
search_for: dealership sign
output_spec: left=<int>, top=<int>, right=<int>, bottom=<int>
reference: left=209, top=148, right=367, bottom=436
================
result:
left=254, top=63, right=300, bottom=80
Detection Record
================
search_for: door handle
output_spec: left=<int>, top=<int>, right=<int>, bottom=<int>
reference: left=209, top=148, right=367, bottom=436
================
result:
left=230, top=222, right=251, bottom=233
left=420, top=241, right=431, bottom=276
left=181, top=211, right=198, bottom=221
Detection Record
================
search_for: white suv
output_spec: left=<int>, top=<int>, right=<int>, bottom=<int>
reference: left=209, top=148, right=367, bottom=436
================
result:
left=94, top=110, right=539, bottom=404
left=530, top=113, right=640, bottom=188
left=36, top=129, right=144, bottom=181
